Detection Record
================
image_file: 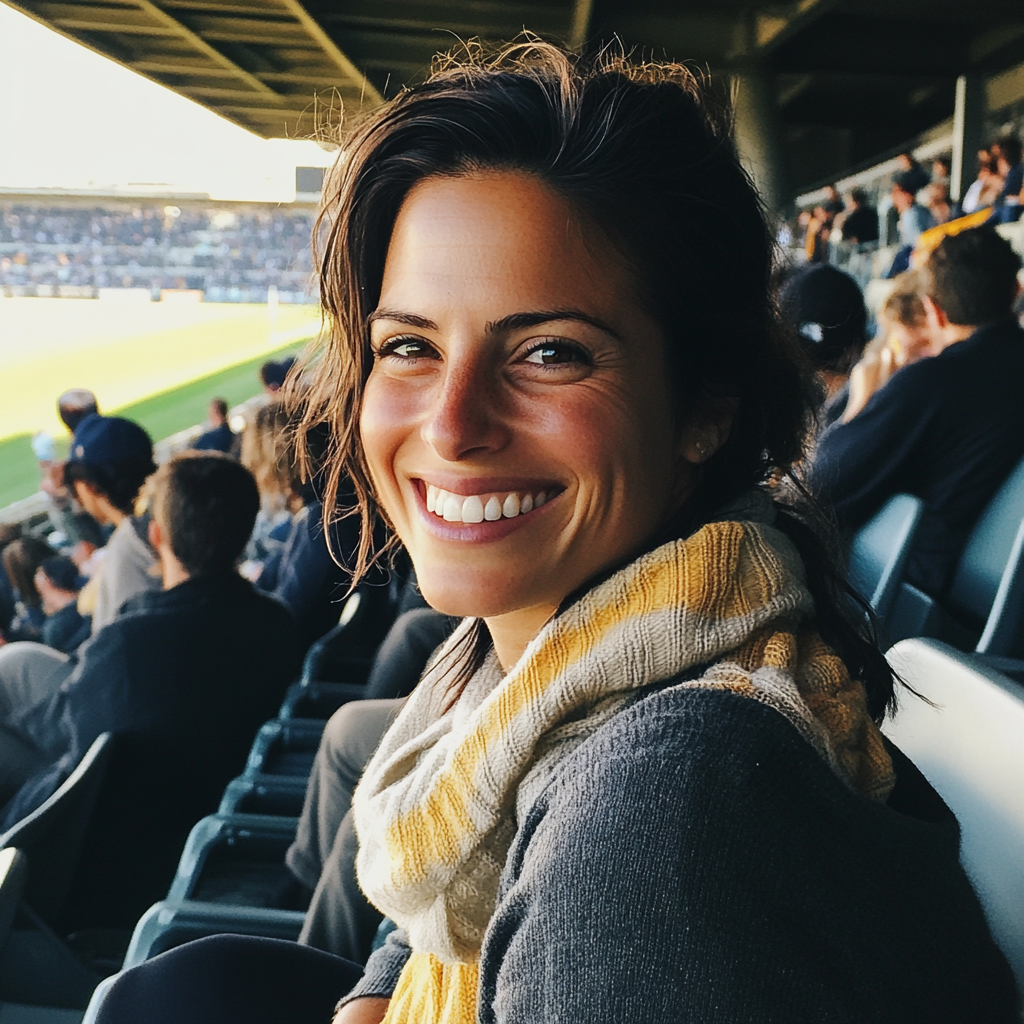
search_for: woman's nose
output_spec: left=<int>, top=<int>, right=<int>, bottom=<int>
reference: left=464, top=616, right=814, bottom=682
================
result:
left=422, top=360, right=511, bottom=462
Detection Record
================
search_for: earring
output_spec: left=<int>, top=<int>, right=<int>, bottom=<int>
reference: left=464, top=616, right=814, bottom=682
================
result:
left=687, top=430, right=718, bottom=464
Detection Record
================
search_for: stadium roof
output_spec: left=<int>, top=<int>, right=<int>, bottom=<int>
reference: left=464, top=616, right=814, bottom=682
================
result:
left=7, top=0, right=1024, bottom=191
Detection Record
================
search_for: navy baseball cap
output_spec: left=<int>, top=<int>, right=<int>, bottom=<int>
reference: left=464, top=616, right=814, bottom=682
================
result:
left=69, top=414, right=153, bottom=466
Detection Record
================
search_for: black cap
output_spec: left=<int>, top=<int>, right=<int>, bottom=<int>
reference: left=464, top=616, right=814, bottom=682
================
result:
left=778, top=265, right=868, bottom=374
left=69, top=415, right=153, bottom=467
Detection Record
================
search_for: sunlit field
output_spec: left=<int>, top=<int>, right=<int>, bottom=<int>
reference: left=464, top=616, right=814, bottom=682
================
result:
left=0, top=296, right=320, bottom=507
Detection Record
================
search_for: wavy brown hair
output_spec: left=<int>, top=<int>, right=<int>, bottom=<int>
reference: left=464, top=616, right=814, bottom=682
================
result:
left=293, top=40, right=898, bottom=718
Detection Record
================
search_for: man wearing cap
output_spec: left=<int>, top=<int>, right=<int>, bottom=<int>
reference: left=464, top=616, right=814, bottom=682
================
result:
left=812, top=227, right=1024, bottom=599
left=778, top=264, right=869, bottom=429
left=0, top=416, right=158, bottom=793
left=63, top=414, right=159, bottom=633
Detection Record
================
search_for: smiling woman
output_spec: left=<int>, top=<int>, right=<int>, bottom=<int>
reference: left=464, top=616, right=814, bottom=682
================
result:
left=92, top=42, right=1018, bottom=1024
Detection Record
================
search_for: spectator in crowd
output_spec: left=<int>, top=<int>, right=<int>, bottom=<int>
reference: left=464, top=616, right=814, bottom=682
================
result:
left=961, top=149, right=1005, bottom=214
left=192, top=397, right=235, bottom=453
left=802, top=201, right=836, bottom=263
left=0, top=524, right=22, bottom=638
left=57, top=388, right=99, bottom=432
left=777, top=264, right=868, bottom=428
left=62, top=415, right=159, bottom=632
left=260, top=356, right=296, bottom=395
left=0, top=416, right=158, bottom=735
left=98, top=46, right=1016, bottom=1024
left=813, top=227, right=1024, bottom=598
left=836, top=188, right=878, bottom=243
left=34, top=388, right=106, bottom=549
left=1, top=536, right=56, bottom=642
left=886, top=171, right=934, bottom=277
left=895, top=151, right=930, bottom=194
left=0, top=453, right=301, bottom=925
left=930, top=157, right=951, bottom=191
left=34, top=556, right=90, bottom=654
left=240, top=400, right=305, bottom=578
left=921, top=181, right=952, bottom=225
left=841, top=269, right=936, bottom=424
left=991, top=134, right=1023, bottom=222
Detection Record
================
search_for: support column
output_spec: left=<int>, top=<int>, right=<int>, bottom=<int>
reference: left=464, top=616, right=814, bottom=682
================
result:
left=951, top=74, right=985, bottom=203
left=732, top=69, right=787, bottom=217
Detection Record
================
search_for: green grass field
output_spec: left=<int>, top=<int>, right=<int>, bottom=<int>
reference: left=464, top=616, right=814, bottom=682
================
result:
left=0, top=297, right=320, bottom=509
left=0, top=340, right=305, bottom=508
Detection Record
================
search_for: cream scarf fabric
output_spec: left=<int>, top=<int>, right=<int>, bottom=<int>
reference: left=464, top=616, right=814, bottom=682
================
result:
left=351, top=514, right=894, bottom=1024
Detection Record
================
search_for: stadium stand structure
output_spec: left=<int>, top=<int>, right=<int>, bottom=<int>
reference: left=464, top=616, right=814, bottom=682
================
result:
left=1, top=197, right=316, bottom=303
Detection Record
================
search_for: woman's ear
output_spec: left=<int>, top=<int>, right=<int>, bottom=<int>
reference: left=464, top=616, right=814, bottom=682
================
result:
left=148, top=518, right=163, bottom=552
left=679, top=395, right=739, bottom=465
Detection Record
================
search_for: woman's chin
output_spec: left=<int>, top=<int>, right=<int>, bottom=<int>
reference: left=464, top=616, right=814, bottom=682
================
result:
left=415, top=572, right=549, bottom=622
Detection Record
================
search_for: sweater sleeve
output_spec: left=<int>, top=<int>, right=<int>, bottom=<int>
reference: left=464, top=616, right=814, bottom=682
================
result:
left=810, top=361, right=940, bottom=529
left=478, top=689, right=1016, bottom=1024
left=334, top=927, right=411, bottom=1010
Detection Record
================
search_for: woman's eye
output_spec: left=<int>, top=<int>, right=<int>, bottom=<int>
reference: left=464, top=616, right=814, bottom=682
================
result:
left=523, top=341, right=590, bottom=367
left=377, top=337, right=436, bottom=360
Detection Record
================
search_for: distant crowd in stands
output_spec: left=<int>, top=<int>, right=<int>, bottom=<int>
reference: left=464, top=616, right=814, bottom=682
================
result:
left=782, top=225, right=1024, bottom=604
left=0, top=203, right=316, bottom=302
left=796, top=132, right=1023, bottom=273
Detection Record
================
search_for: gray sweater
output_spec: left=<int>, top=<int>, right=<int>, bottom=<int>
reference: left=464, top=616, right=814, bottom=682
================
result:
left=344, top=686, right=1017, bottom=1022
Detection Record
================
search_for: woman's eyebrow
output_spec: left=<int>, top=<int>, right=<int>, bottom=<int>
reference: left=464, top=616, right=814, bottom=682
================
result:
left=486, top=309, right=622, bottom=340
left=367, top=309, right=439, bottom=330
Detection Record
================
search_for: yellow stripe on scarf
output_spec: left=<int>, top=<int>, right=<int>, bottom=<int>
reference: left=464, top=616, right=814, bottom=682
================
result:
left=383, top=521, right=781, bottom=885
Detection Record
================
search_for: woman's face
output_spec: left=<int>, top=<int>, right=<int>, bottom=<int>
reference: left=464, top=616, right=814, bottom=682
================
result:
left=360, top=172, right=698, bottom=626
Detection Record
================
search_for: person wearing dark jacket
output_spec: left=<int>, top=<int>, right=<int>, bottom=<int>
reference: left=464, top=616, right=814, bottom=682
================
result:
left=0, top=453, right=301, bottom=926
left=192, top=397, right=236, bottom=453
left=812, top=227, right=1024, bottom=598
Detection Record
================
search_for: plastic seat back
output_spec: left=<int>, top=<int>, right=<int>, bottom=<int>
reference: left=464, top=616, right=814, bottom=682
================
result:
left=847, top=494, right=923, bottom=619
left=883, top=639, right=1024, bottom=999
left=947, top=457, right=1024, bottom=656
left=0, top=733, right=113, bottom=922
left=0, top=847, right=27, bottom=951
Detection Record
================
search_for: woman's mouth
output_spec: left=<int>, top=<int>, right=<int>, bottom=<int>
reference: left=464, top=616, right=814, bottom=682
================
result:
left=424, top=484, right=551, bottom=523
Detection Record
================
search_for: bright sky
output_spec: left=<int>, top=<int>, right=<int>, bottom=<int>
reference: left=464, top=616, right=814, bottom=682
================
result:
left=0, top=3, right=335, bottom=201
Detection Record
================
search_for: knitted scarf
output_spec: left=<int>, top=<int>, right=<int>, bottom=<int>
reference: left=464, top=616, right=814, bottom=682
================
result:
left=351, top=515, right=895, bottom=1024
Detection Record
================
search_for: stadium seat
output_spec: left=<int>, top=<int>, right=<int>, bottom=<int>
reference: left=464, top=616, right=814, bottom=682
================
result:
left=219, top=774, right=308, bottom=817
left=244, top=718, right=326, bottom=779
left=278, top=679, right=369, bottom=721
left=0, top=735, right=114, bottom=1010
left=0, top=848, right=27, bottom=953
left=125, top=900, right=306, bottom=970
left=167, top=813, right=299, bottom=909
left=888, top=457, right=1024, bottom=657
left=0, top=733, right=113, bottom=924
left=883, top=638, right=1024, bottom=1000
left=846, top=493, right=923, bottom=621
left=80, top=900, right=308, bottom=1024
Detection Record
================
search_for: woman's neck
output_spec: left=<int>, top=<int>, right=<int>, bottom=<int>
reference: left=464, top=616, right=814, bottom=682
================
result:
left=484, top=601, right=559, bottom=671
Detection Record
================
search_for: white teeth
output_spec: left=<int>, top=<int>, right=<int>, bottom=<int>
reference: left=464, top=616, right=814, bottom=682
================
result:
left=461, top=495, right=484, bottom=523
left=442, top=494, right=462, bottom=521
left=426, top=486, right=552, bottom=523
